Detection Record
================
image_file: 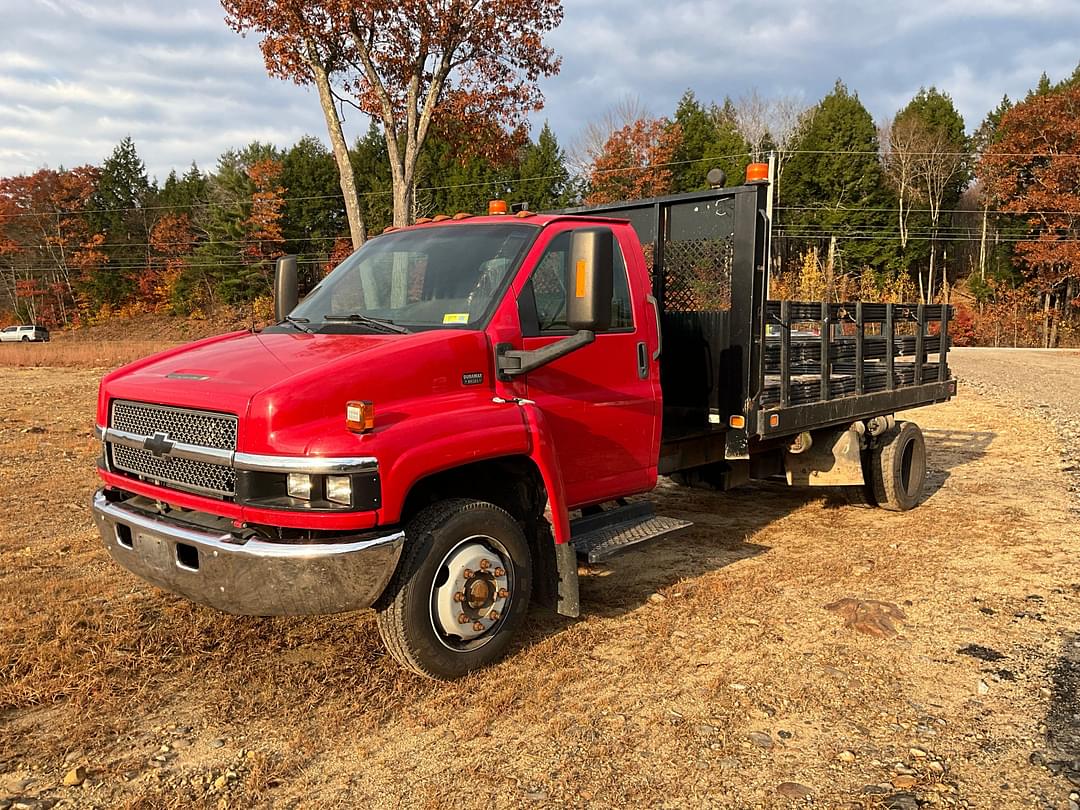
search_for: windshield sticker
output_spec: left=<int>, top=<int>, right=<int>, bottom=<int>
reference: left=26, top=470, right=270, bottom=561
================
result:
left=442, top=313, right=469, bottom=324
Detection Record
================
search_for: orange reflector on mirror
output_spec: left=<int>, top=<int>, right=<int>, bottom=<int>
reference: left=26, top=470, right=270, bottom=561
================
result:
left=575, top=259, right=587, bottom=298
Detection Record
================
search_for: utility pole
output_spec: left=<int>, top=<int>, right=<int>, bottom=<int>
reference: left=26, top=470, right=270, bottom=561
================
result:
left=765, top=150, right=776, bottom=297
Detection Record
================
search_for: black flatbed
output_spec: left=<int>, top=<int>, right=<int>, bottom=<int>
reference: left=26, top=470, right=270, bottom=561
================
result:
left=561, top=183, right=954, bottom=473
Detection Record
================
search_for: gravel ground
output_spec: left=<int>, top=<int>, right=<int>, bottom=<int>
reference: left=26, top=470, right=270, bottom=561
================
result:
left=950, top=348, right=1080, bottom=513
left=2, top=353, right=1079, bottom=809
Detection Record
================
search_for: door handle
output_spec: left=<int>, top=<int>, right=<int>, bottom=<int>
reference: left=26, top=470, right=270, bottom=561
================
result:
left=637, top=341, right=648, bottom=379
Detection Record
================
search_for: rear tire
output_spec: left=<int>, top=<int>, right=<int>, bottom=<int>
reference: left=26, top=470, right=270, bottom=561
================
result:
left=20, top=336, right=28, bottom=342
left=375, top=499, right=532, bottom=680
left=870, top=421, right=926, bottom=512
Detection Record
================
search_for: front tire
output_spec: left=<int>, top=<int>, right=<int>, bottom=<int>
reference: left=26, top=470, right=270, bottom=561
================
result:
left=870, top=421, right=926, bottom=511
left=375, top=499, right=532, bottom=680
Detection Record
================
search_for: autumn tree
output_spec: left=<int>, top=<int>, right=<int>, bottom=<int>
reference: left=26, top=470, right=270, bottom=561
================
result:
left=585, top=117, right=682, bottom=205
left=223, top=0, right=563, bottom=235
left=980, top=84, right=1080, bottom=345
left=147, top=213, right=195, bottom=311
left=0, top=167, right=104, bottom=325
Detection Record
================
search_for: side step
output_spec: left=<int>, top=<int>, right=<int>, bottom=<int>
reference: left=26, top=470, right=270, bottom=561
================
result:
left=570, top=502, right=692, bottom=563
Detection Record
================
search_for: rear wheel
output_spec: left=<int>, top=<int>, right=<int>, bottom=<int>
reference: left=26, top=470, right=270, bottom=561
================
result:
left=375, top=499, right=532, bottom=680
left=870, top=421, right=926, bottom=511
left=20, top=336, right=29, bottom=342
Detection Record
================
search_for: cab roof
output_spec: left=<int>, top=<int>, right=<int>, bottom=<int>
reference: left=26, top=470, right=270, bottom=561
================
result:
left=378, top=212, right=631, bottom=235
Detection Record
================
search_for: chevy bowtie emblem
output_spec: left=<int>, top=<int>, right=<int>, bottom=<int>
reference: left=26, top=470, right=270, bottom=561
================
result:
left=143, top=431, right=176, bottom=457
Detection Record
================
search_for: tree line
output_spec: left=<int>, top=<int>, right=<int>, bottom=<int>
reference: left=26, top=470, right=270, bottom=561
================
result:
left=1, top=68, right=1079, bottom=346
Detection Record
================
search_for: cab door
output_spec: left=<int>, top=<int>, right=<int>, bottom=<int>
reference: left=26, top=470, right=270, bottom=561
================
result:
left=517, top=224, right=660, bottom=507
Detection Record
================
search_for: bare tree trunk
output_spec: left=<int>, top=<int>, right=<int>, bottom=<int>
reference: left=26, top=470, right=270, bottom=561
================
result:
left=978, top=203, right=988, bottom=282
left=391, top=174, right=414, bottom=228
left=1050, top=290, right=1060, bottom=348
left=825, top=236, right=836, bottom=301
left=1043, top=292, right=1051, bottom=348
left=310, top=60, right=366, bottom=250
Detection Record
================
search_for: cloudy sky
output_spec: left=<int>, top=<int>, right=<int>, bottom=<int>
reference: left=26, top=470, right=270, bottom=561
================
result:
left=1, top=0, right=1078, bottom=182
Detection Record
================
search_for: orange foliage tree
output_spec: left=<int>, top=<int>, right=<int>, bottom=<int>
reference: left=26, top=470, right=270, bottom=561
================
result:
left=244, top=159, right=287, bottom=264
left=223, top=0, right=563, bottom=231
left=0, top=167, right=103, bottom=326
left=585, top=119, right=682, bottom=205
left=148, top=213, right=196, bottom=312
left=980, top=85, right=1080, bottom=344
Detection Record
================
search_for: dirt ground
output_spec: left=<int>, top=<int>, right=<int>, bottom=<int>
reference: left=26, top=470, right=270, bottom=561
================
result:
left=1, top=349, right=1079, bottom=809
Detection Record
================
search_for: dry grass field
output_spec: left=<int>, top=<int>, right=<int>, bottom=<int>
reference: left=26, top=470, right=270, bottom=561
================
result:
left=1, top=345, right=1078, bottom=809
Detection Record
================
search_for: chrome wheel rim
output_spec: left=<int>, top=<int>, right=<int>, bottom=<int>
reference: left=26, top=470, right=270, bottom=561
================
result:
left=430, top=534, right=513, bottom=651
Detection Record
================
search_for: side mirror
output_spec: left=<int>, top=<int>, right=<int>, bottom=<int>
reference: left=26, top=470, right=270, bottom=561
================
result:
left=274, top=255, right=299, bottom=322
left=567, top=228, right=613, bottom=332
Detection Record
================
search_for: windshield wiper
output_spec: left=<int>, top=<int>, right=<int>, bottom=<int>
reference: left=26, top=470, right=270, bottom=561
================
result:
left=282, top=315, right=313, bottom=334
left=323, top=313, right=410, bottom=334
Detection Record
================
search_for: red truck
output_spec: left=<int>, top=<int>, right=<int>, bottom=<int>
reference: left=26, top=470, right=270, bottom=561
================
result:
left=92, top=169, right=955, bottom=679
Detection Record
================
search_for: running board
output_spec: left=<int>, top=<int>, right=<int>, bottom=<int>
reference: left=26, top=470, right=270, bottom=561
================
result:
left=570, top=503, right=692, bottom=563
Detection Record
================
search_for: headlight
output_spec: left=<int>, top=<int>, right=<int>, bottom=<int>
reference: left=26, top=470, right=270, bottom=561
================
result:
left=287, top=473, right=313, bottom=500
left=326, top=475, right=352, bottom=506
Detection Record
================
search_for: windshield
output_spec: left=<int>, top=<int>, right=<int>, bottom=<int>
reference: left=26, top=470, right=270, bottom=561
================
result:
left=290, top=223, right=537, bottom=331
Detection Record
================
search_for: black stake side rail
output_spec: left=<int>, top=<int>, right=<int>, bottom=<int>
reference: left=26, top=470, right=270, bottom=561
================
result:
left=753, top=300, right=955, bottom=439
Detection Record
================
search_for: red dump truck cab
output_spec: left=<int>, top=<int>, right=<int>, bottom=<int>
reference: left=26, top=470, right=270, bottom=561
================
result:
left=93, top=179, right=954, bottom=679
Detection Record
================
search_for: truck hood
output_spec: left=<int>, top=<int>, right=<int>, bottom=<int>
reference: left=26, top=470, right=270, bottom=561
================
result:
left=98, top=328, right=494, bottom=454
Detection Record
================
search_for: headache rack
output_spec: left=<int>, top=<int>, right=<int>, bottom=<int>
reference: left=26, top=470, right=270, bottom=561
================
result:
left=560, top=182, right=955, bottom=463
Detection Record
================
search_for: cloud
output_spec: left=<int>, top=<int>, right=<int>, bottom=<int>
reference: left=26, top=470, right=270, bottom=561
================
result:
left=0, top=0, right=1078, bottom=181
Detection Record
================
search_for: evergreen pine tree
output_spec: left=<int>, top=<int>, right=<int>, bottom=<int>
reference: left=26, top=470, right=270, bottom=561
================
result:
left=783, top=80, right=898, bottom=273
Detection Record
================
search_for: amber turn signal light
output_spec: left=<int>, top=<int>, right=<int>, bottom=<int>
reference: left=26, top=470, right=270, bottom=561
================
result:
left=346, top=400, right=375, bottom=433
left=729, top=415, right=746, bottom=429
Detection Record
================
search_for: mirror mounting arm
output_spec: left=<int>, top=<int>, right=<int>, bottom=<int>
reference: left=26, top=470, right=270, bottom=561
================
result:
left=495, top=331, right=596, bottom=381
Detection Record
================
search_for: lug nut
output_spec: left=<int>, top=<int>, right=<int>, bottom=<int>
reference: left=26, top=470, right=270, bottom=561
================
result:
left=479, top=559, right=491, bottom=570
left=453, top=592, right=465, bottom=603
left=497, top=588, right=510, bottom=599
left=463, top=568, right=474, bottom=579
left=472, top=622, right=485, bottom=632
left=493, top=567, right=505, bottom=577
left=458, top=613, right=468, bottom=624
left=488, top=610, right=500, bottom=621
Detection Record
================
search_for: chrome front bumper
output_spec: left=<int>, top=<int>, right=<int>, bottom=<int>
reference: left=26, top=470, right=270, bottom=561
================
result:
left=92, top=491, right=403, bottom=616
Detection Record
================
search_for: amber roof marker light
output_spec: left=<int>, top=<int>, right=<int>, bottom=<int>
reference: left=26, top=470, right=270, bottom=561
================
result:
left=746, top=163, right=769, bottom=184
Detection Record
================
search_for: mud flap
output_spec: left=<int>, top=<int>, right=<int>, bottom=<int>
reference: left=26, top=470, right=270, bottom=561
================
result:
left=555, top=542, right=580, bottom=618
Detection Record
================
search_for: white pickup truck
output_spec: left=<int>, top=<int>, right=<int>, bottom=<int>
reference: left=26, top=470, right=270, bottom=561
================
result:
left=0, top=325, right=49, bottom=342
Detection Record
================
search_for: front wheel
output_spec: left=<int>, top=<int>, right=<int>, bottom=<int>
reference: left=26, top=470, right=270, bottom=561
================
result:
left=375, top=499, right=532, bottom=680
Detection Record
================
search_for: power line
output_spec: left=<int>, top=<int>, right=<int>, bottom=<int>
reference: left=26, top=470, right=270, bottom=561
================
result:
left=776, top=205, right=1080, bottom=217
left=2, top=146, right=1077, bottom=223
left=0, top=152, right=754, bottom=223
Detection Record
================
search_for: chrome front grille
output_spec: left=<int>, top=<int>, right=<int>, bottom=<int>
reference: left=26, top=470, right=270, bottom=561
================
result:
left=108, top=400, right=238, bottom=498
left=111, top=400, right=237, bottom=450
